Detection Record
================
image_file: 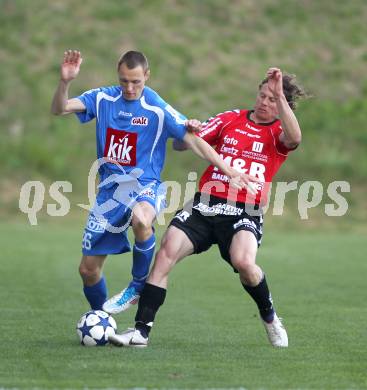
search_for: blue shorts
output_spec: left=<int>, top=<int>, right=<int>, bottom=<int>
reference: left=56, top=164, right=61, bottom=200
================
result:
left=82, top=181, right=166, bottom=256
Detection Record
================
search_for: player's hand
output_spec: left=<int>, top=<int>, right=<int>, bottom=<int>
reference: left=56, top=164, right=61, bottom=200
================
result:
left=61, top=50, right=83, bottom=82
left=228, top=173, right=244, bottom=190
left=229, top=171, right=261, bottom=195
left=266, top=67, right=283, bottom=100
left=185, top=119, right=202, bottom=133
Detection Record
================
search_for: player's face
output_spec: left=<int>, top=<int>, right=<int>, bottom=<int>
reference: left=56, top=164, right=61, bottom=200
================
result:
left=118, top=63, right=150, bottom=100
left=253, top=83, right=279, bottom=122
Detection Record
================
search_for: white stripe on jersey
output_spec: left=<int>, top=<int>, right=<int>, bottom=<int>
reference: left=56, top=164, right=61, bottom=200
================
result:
left=199, top=117, right=223, bottom=138
left=202, top=116, right=221, bottom=128
left=202, top=109, right=240, bottom=126
left=202, top=117, right=222, bottom=130
left=200, top=110, right=240, bottom=137
left=96, top=91, right=122, bottom=122
left=140, top=95, right=164, bottom=162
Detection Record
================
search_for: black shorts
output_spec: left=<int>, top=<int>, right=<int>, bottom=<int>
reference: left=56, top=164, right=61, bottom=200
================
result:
left=169, top=192, right=263, bottom=272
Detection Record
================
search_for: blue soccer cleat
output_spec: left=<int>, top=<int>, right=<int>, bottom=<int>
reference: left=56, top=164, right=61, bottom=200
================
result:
left=102, top=286, right=140, bottom=314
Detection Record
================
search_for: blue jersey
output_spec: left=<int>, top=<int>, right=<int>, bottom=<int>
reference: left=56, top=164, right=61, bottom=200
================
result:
left=75, top=85, right=187, bottom=185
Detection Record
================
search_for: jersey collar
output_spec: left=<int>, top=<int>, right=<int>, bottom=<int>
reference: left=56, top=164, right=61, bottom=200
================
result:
left=247, top=110, right=278, bottom=126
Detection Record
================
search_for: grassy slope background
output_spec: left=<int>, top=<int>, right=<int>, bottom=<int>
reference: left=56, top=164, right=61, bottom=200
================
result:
left=0, top=0, right=366, bottom=226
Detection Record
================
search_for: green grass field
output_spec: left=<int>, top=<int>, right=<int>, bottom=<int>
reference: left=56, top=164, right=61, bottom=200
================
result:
left=0, top=221, right=366, bottom=389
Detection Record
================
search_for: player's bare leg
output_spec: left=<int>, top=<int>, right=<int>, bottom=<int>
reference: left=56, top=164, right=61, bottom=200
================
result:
left=103, top=201, right=156, bottom=314
left=131, top=201, right=156, bottom=241
left=108, top=226, right=194, bottom=347
left=147, top=226, right=194, bottom=288
left=230, top=230, right=288, bottom=347
left=79, top=255, right=107, bottom=310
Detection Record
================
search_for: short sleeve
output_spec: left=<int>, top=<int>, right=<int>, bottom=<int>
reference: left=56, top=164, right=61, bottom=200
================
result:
left=197, top=110, right=239, bottom=145
left=74, top=88, right=101, bottom=123
left=164, top=104, right=187, bottom=140
left=271, top=124, right=298, bottom=155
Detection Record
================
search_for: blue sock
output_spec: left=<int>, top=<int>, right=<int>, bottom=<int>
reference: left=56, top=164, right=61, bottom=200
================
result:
left=129, top=233, right=156, bottom=293
left=83, top=276, right=108, bottom=310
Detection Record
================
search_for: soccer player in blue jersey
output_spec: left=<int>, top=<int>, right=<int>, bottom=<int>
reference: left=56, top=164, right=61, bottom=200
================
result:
left=51, top=49, right=243, bottom=314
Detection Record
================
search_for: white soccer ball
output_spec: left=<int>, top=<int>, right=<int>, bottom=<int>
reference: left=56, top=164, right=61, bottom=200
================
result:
left=76, top=310, right=117, bottom=346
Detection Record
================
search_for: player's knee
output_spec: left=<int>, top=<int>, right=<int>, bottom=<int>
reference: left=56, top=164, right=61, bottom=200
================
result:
left=236, top=261, right=262, bottom=286
left=131, top=214, right=153, bottom=233
left=232, top=254, right=256, bottom=276
left=240, top=268, right=258, bottom=285
left=78, top=260, right=100, bottom=282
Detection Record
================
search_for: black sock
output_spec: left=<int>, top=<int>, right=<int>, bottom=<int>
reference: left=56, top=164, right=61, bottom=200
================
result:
left=135, top=282, right=167, bottom=337
left=242, top=274, right=275, bottom=323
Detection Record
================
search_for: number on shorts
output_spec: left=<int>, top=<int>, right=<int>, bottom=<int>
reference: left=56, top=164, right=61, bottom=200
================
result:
left=82, top=232, right=92, bottom=250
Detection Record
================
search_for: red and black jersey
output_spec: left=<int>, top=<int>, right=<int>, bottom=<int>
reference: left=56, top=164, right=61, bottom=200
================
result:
left=197, top=109, right=296, bottom=206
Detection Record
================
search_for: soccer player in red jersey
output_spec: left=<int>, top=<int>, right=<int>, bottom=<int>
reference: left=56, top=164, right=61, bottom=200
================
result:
left=109, top=67, right=305, bottom=348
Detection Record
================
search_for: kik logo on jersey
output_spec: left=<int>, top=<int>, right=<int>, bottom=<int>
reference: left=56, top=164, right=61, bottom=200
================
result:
left=104, top=128, right=137, bottom=166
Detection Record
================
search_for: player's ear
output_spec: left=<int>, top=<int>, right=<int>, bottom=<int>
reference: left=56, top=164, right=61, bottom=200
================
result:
left=144, top=69, right=150, bottom=81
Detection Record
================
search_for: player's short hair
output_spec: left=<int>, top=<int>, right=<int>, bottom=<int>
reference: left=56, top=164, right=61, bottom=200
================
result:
left=259, top=73, right=307, bottom=111
left=117, top=51, right=149, bottom=73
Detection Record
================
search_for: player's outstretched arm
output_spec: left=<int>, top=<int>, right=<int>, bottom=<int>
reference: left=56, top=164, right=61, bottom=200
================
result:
left=182, top=132, right=236, bottom=179
left=172, top=138, right=188, bottom=151
left=172, top=119, right=202, bottom=151
left=266, top=67, right=302, bottom=148
left=183, top=132, right=259, bottom=192
left=51, top=50, right=86, bottom=115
